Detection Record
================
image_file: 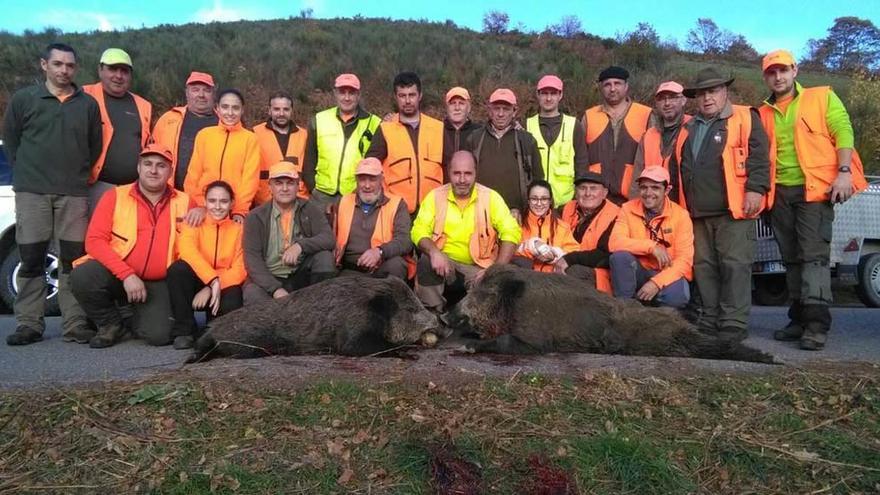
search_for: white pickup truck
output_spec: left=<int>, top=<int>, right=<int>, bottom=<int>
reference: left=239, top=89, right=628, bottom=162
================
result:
left=0, top=140, right=61, bottom=315
left=752, top=177, right=880, bottom=307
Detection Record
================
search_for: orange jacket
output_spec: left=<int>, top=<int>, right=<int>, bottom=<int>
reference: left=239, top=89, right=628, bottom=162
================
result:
left=609, top=197, right=693, bottom=289
left=584, top=102, right=652, bottom=200
left=184, top=122, right=261, bottom=216
left=252, top=122, right=309, bottom=204
left=151, top=106, right=220, bottom=179
left=83, top=83, right=152, bottom=184
left=639, top=115, right=692, bottom=208
left=76, top=184, right=190, bottom=280
left=178, top=216, right=246, bottom=289
left=674, top=105, right=766, bottom=219
left=381, top=114, right=444, bottom=213
left=560, top=199, right=619, bottom=293
left=758, top=86, right=868, bottom=205
left=519, top=212, right=579, bottom=272
left=335, top=192, right=415, bottom=278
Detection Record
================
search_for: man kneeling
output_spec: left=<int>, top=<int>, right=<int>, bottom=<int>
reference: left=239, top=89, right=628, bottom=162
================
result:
left=411, top=150, right=520, bottom=313
left=608, top=166, right=693, bottom=308
left=334, top=158, right=413, bottom=279
left=71, top=144, right=192, bottom=348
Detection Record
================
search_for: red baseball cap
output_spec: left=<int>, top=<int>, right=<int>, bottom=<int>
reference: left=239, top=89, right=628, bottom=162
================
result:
left=269, top=161, right=300, bottom=180
left=186, top=71, right=215, bottom=87
left=655, top=81, right=684, bottom=96
left=537, top=75, right=563, bottom=92
left=334, top=73, right=361, bottom=90
left=445, top=86, right=471, bottom=103
left=140, top=143, right=174, bottom=163
left=489, top=88, right=517, bottom=105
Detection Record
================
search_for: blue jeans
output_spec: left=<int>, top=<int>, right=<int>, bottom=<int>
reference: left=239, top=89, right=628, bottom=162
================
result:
left=610, top=251, right=690, bottom=308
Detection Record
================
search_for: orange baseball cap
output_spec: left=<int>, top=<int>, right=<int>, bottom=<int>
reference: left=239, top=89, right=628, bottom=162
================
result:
left=186, top=71, right=215, bottom=87
left=489, top=88, right=517, bottom=105
left=655, top=81, right=684, bottom=96
left=445, top=86, right=471, bottom=103
left=638, top=166, right=670, bottom=184
left=537, top=75, right=563, bottom=91
left=355, top=157, right=383, bottom=176
left=334, top=73, right=361, bottom=90
left=268, top=161, right=300, bottom=180
left=139, top=143, right=174, bottom=163
left=762, top=50, right=796, bottom=71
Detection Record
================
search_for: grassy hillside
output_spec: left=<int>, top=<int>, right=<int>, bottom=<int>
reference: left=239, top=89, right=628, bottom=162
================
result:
left=1, top=17, right=876, bottom=170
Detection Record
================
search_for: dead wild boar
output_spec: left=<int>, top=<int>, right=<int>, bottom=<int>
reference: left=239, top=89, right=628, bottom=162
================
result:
left=188, top=276, right=447, bottom=362
left=447, top=265, right=776, bottom=364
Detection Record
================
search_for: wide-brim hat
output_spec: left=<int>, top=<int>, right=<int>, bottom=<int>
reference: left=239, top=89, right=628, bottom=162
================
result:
left=682, top=68, right=734, bottom=98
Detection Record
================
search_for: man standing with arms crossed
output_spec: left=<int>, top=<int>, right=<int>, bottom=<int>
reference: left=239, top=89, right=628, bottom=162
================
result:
left=759, top=50, right=868, bottom=350
left=526, top=74, right=588, bottom=207
left=3, top=43, right=102, bottom=345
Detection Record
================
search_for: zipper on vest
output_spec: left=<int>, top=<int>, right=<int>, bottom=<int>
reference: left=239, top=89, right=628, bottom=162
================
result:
left=218, top=130, right=231, bottom=181
left=336, top=130, right=352, bottom=195
left=142, top=202, right=161, bottom=276
left=414, top=137, right=421, bottom=211
left=213, top=223, right=220, bottom=268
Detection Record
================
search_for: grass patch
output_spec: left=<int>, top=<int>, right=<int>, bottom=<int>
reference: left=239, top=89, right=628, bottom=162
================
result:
left=0, top=367, right=878, bottom=493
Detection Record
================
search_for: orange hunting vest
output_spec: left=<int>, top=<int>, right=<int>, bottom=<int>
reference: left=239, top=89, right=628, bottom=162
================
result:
left=584, top=102, right=652, bottom=201
left=641, top=115, right=692, bottom=209
left=334, top=193, right=415, bottom=278
left=674, top=105, right=766, bottom=219
left=432, top=184, right=498, bottom=268
left=381, top=114, right=444, bottom=213
left=83, top=83, right=152, bottom=184
left=560, top=199, right=620, bottom=294
left=252, top=122, right=309, bottom=204
left=758, top=86, right=868, bottom=206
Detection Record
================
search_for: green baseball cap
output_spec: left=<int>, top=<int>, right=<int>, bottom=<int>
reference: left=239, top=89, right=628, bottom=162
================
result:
left=99, top=48, right=132, bottom=67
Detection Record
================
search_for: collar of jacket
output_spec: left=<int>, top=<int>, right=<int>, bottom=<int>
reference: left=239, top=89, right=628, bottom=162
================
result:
left=264, top=118, right=301, bottom=134
left=219, top=121, right=244, bottom=132
left=648, top=111, right=684, bottom=131
left=335, top=106, right=369, bottom=122
left=444, top=117, right=475, bottom=131
left=764, top=81, right=803, bottom=107
left=38, top=81, right=82, bottom=99
left=202, top=214, right=235, bottom=227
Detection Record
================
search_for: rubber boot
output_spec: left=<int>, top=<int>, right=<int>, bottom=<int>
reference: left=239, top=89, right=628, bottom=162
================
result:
left=774, top=300, right=804, bottom=341
left=799, top=304, right=831, bottom=351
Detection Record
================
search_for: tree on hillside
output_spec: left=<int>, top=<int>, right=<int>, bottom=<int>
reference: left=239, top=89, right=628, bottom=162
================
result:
left=686, top=18, right=727, bottom=55
left=724, top=34, right=759, bottom=60
left=483, top=10, right=509, bottom=34
left=547, top=15, right=583, bottom=38
left=805, top=17, right=880, bottom=72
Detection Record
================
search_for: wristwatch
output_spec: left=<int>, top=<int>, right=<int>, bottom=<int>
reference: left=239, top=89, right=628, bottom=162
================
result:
left=838, top=165, right=852, bottom=173
left=377, top=247, right=385, bottom=259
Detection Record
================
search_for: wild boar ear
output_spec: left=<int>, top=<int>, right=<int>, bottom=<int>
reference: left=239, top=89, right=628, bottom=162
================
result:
left=498, top=279, right=526, bottom=308
left=367, top=293, right=398, bottom=321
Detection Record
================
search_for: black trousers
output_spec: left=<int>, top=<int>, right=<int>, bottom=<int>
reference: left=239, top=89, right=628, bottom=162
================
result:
left=166, top=260, right=243, bottom=337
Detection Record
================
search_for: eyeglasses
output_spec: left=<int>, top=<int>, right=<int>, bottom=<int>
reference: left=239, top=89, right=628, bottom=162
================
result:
left=528, top=197, right=552, bottom=204
left=655, top=95, right=683, bottom=103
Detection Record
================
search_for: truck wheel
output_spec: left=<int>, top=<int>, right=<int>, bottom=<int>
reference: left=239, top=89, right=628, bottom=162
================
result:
left=856, top=253, right=880, bottom=308
left=753, top=274, right=789, bottom=306
left=0, top=247, right=62, bottom=317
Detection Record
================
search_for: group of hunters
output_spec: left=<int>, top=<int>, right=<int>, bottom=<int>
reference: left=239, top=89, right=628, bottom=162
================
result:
left=2, top=42, right=867, bottom=353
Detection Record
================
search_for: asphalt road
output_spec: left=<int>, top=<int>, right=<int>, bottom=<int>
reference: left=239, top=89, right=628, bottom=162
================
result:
left=0, top=306, right=877, bottom=389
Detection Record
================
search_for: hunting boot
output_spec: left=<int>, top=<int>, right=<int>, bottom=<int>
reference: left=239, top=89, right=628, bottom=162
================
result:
left=774, top=300, right=804, bottom=341
left=89, top=321, right=124, bottom=349
left=717, top=326, right=748, bottom=342
left=799, top=304, right=831, bottom=351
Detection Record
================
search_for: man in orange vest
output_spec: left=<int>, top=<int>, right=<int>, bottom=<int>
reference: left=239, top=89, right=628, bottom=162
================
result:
left=609, top=166, right=693, bottom=308
left=151, top=71, right=218, bottom=191
left=676, top=68, right=770, bottom=342
left=556, top=172, right=620, bottom=293
left=631, top=81, right=689, bottom=205
left=253, top=92, right=309, bottom=205
left=760, top=50, right=868, bottom=350
left=334, top=158, right=412, bottom=279
left=583, top=66, right=652, bottom=205
left=83, top=48, right=152, bottom=213
left=411, top=151, right=521, bottom=313
left=70, top=144, right=193, bottom=348
left=366, top=71, right=445, bottom=214
left=464, top=88, right=543, bottom=218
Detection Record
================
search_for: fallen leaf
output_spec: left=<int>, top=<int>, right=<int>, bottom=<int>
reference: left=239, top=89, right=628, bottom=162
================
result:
left=367, top=468, right=387, bottom=480
left=337, top=467, right=354, bottom=485
left=327, top=438, right=345, bottom=456
left=353, top=429, right=370, bottom=444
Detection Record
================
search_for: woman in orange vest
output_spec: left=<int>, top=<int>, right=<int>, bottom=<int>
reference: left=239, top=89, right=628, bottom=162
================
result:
left=184, top=89, right=261, bottom=227
left=167, top=181, right=246, bottom=349
left=514, top=180, right=579, bottom=272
